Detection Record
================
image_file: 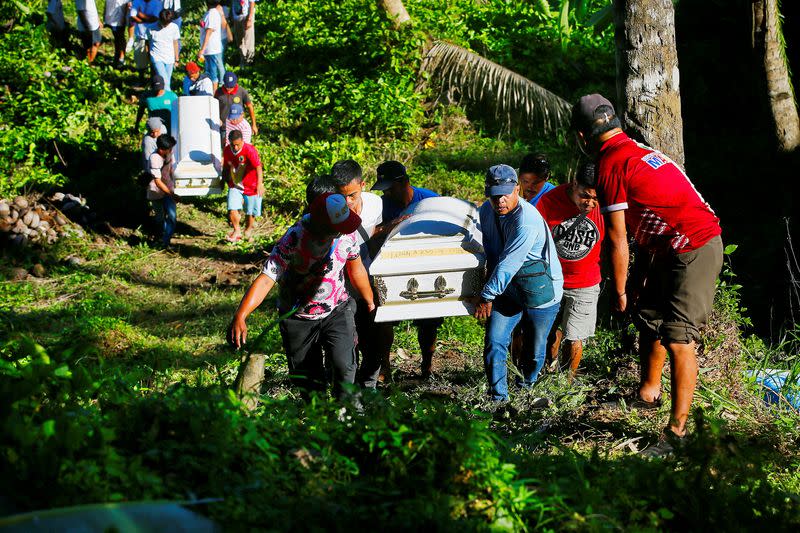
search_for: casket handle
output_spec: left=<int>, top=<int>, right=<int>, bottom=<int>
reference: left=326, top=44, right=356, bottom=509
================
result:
left=400, top=276, right=455, bottom=300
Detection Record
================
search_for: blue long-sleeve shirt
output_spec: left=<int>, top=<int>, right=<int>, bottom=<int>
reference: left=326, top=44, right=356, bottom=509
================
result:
left=478, top=199, right=563, bottom=307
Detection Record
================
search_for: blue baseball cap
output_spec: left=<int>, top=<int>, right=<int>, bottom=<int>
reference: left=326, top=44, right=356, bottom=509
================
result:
left=485, top=164, right=518, bottom=196
left=229, top=103, right=244, bottom=119
left=222, top=71, right=238, bottom=88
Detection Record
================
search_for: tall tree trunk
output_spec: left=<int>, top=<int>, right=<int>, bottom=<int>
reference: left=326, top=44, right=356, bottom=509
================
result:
left=378, top=0, right=411, bottom=29
left=753, top=0, right=800, bottom=152
left=613, top=0, right=685, bottom=166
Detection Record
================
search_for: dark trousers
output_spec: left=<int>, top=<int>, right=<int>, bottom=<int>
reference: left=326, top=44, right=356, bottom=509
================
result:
left=279, top=299, right=357, bottom=400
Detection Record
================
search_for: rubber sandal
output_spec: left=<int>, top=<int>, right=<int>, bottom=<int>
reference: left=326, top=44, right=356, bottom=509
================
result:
left=225, top=234, right=242, bottom=243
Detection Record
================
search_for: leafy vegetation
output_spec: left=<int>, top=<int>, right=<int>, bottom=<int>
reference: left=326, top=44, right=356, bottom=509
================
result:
left=1, top=0, right=799, bottom=529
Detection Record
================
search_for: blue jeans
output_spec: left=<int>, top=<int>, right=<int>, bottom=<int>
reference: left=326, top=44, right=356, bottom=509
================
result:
left=153, top=195, right=177, bottom=246
left=484, top=295, right=560, bottom=401
left=204, top=53, right=225, bottom=84
left=151, top=60, right=174, bottom=90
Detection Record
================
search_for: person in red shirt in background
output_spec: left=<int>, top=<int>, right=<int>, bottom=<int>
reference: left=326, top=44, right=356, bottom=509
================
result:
left=537, top=162, right=604, bottom=378
left=222, top=129, right=264, bottom=241
left=572, top=94, right=723, bottom=455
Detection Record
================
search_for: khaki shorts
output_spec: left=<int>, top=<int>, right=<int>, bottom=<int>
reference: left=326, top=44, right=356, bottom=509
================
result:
left=133, top=38, right=149, bottom=70
left=559, top=284, right=600, bottom=341
left=635, top=235, right=723, bottom=344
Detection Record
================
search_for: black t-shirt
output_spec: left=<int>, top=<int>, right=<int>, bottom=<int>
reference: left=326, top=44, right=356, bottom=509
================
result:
left=214, top=86, right=252, bottom=121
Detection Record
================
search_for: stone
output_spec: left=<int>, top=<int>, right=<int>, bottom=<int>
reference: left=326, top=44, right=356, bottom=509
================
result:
left=51, top=192, right=65, bottom=202
left=30, top=264, right=46, bottom=278
left=13, top=196, right=28, bottom=209
left=0, top=201, right=9, bottom=217
left=10, top=267, right=29, bottom=280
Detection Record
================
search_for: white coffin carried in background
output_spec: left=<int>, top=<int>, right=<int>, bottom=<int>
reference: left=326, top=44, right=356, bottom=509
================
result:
left=171, top=96, right=223, bottom=197
left=371, top=196, right=485, bottom=322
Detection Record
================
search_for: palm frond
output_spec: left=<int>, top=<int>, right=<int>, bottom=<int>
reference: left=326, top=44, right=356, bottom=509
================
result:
left=419, top=41, right=572, bottom=136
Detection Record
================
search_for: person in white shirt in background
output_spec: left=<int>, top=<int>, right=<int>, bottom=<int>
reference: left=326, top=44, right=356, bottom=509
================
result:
left=147, top=9, right=180, bottom=89
left=75, top=0, right=102, bottom=64
left=103, top=0, right=128, bottom=68
left=230, top=0, right=256, bottom=66
left=198, top=0, right=225, bottom=92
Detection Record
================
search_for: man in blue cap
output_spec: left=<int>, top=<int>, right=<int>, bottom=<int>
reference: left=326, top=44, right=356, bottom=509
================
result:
left=215, top=70, right=258, bottom=137
left=475, top=164, right=563, bottom=405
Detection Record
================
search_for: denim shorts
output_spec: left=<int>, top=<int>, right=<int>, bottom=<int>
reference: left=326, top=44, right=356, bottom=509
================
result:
left=227, top=187, right=262, bottom=216
left=203, top=53, right=225, bottom=83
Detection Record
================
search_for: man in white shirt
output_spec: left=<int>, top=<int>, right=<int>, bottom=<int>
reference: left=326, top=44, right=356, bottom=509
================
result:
left=198, top=0, right=225, bottom=92
left=75, top=0, right=102, bottom=63
left=230, top=0, right=256, bottom=65
left=320, top=160, right=390, bottom=388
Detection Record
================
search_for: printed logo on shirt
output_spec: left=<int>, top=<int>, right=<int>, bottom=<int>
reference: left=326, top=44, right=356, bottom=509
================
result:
left=233, top=96, right=241, bottom=103
left=552, top=216, right=599, bottom=261
left=642, top=152, right=668, bottom=170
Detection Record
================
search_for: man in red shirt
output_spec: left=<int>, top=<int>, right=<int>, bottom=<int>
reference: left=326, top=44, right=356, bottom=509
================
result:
left=537, top=162, right=604, bottom=378
left=572, top=94, right=723, bottom=450
left=223, top=130, right=264, bottom=241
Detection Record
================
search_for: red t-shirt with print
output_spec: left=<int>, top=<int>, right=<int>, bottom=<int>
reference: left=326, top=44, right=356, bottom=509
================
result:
left=596, top=132, right=721, bottom=254
left=222, top=142, right=261, bottom=196
left=536, top=184, right=605, bottom=289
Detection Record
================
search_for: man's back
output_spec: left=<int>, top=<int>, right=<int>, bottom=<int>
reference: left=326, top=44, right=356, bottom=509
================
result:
left=597, top=132, right=721, bottom=254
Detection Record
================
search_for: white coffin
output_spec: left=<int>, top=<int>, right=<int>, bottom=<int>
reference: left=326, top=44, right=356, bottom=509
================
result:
left=171, top=96, right=224, bottom=197
left=371, top=196, right=486, bottom=322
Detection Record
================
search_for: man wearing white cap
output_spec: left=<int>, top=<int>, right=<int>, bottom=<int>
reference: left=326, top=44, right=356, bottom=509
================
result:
left=229, top=192, right=375, bottom=401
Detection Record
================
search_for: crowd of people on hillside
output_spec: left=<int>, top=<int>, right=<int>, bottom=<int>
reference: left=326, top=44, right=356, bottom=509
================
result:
left=46, top=1, right=257, bottom=72
left=42, top=2, right=724, bottom=457
left=223, top=95, right=722, bottom=457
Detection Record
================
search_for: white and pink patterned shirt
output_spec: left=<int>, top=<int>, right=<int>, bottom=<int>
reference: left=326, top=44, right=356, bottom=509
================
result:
left=225, top=117, right=252, bottom=146
left=262, top=216, right=359, bottom=319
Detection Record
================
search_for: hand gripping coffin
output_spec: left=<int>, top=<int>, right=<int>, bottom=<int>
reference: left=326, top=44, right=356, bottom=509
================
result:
left=370, top=197, right=486, bottom=322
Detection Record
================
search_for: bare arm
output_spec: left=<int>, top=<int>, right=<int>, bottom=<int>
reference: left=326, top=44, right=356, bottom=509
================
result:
left=173, top=39, right=179, bottom=63
left=256, top=165, right=264, bottom=197
left=346, top=258, right=375, bottom=312
left=229, top=273, right=276, bottom=348
left=606, top=209, right=629, bottom=312
left=246, top=1, right=256, bottom=28
left=198, top=27, right=214, bottom=57
left=246, top=102, right=257, bottom=134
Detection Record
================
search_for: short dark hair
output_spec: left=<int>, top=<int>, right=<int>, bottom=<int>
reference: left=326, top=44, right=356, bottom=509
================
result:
left=156, top=134, right=176, bottom=151
left=518, top=154, right=551, bottom=180
left=206, top=0, right=220, bottom=8
left=575, top=162, right=597, bottom=189
left=306, top=175, right=335, bottom=205
left=228, top=129, right=243, bottom=142
left=330, top=159, right=363, bottom=188
left=586, top=105, right=621, bottom=138
left=159, top=9, right=175, bottom=26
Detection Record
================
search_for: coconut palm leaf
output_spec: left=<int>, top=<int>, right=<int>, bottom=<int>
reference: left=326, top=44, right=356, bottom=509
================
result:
left=419, top=41, right=572, bottom=136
